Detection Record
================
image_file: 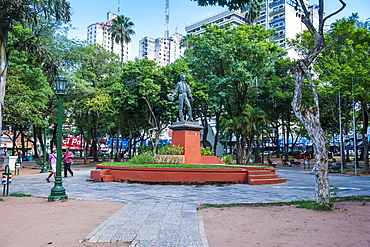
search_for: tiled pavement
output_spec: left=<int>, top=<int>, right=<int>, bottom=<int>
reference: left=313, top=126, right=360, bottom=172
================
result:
left=8, top=166, right=370, bottom=246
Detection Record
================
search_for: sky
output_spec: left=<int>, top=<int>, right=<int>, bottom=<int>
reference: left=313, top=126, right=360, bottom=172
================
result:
left=66, top=0, right=370, bottom=59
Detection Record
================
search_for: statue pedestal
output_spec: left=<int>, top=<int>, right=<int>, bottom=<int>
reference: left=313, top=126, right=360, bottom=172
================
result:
left=169, top=121, right=203, bottom=164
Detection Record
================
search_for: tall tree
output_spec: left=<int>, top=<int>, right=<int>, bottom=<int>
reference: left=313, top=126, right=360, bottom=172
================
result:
left=185, top=23, right=285, bottom=154
left=315, top=14, right=370, bottom=173
left=68, top=44, right=121, bottom=162
left=242, top=105, right=267, bottom=163
left=290, top=0, right=346, bottom=205
left=111, top=15, right=135, bottom=63
left=0, top=0, right=71, bottom=132
left=118, top=59, right=177, bottom=154
left=191, top=0, right=347, bottom=206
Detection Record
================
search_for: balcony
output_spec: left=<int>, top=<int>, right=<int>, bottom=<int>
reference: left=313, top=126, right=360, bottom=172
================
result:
left=274, top=25, right=285, bottom=32
left=269, top=15, right=285, bottom=24
left=269, top=6, right=285, bottom=16
left=258, top=14, right=267, bottom=21
left=269, top=0, right=285, bottom=8
left=271, top=33, right=285, bottom=40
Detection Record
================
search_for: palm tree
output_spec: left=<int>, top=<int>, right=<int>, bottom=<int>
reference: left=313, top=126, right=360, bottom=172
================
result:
left=0, top=0, right=71, bottom=132
left=224, top=116, right=246, bottom=164
left=242, top=0, right=264, bottom=25
left=242, top=105, right=267, bottom=163
left=111, top=15, right=135, bottom=63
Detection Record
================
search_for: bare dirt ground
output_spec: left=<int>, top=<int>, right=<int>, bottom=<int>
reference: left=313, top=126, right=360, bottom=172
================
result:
left=1, top=164, right=370, bottom=247
left=199, top=202, right=370, bottom=247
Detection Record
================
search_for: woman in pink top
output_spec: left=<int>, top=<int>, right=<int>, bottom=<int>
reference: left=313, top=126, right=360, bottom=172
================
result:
left=63, top=148, right=74, bottom=177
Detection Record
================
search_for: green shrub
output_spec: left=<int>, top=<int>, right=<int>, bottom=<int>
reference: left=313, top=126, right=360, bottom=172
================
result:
left=157, top=144, right=183, bottom=155
left=154, top=155, right=183, bottom=164
left=201, top=147, right=214, bottom=156
left=131, top=153, right=155, bottom=164
left=138, top=145, right=153, bottom=154
left=220, top=154, right=234, bottom=164
left=102, top=154, right=108, bottom=162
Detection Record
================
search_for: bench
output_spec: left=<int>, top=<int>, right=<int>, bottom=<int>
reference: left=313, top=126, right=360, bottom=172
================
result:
left=34, top=158, right=45, bottom=168
left=267, top=159, right=277, bottom=167
left=290, top=160, right=300, bottom=167
left=282, top=159, right=290, bottom=167
left=328, top=162, right=340, bottom=172
left=282, top=159, right=300, bottom=167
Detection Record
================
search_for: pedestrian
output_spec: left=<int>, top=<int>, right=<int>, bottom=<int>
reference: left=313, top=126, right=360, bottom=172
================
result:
left=46, top=148, right=57, bottom=182
left=63, top=148, right=74, bottom=177
left=16, top=152, right=22, bottom=164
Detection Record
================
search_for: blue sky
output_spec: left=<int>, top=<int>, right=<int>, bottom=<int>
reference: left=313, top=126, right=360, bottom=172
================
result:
left=67, top=0, right=370, bottom=59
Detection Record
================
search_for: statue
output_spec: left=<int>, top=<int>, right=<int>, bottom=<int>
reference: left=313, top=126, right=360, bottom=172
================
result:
left=168, top=74, right=194, bottom=122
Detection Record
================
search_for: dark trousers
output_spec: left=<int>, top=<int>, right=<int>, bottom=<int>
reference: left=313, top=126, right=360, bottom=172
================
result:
left=64, top=163, right=73, bottom=177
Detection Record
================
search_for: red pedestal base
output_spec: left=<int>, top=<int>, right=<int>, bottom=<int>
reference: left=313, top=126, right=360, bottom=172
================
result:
left=169, top=122, right=203, bottom=164
left=171, top=130, right=202, bottom=164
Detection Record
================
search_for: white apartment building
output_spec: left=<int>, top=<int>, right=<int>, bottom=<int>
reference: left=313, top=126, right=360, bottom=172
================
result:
left=139, top=33, right=185, bottom=66
left=87, top=12, right=131, bottom=62
left=185, top=9, right=246, bottom=35
left=256, top=0, right=312, bottom=58
left=185, top=1, right=318, bottom=59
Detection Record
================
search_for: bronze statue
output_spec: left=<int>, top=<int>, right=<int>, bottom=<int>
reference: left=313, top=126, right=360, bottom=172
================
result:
left=168, top=74, right=194, bottom=122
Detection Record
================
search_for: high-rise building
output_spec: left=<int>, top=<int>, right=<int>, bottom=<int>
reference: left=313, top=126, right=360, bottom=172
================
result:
left=256, top=0, right=312, bottom=58
left=87, top=12, right=131, bottom=62
left=185, top=1, right=318, bottom=59
left=185, top=9, right=246, bottom=35
left=139, top=33, right=185, bottom=66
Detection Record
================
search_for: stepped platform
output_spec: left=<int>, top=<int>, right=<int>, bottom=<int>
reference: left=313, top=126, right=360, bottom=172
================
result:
left=90, top=164, right=286, bottom=185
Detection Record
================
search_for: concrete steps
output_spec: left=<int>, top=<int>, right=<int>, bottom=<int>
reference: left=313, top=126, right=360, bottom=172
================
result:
left=247, top=169, right=286, bottom=185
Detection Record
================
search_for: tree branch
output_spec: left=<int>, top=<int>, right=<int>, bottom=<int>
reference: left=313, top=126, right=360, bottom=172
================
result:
left=323, top=0, right=346, bottom=24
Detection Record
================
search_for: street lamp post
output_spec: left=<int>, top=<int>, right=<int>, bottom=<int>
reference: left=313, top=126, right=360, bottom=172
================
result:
left=48, top=76, right=68, bottom=202
left=40, top=126, right=49, bottom=173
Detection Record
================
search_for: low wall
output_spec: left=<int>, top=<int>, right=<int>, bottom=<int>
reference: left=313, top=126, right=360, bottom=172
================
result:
left=91, top=164, right=250, bottom=184
left=89, top=164, right=287, bottom=185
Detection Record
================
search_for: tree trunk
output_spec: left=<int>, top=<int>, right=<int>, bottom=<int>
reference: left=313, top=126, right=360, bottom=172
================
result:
left=292, top=62, right=330, bottom=205
left=0, top=27, right=9, bottom=133
left=235, top=135, right=242, bottom=164
left=213, top=112, right=221, bottom=155
left=201, top=114, right=208, bottom=148
left=254, top=141, right=262, bottom=163
left=291, top=0, right=346, bottom=206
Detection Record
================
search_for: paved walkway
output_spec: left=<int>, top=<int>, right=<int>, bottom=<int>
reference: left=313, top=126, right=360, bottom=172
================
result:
left=8, top=166, right=370, bottom=246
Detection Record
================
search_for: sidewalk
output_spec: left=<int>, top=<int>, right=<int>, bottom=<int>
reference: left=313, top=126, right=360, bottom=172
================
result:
left=8, top=166, right=370, bottom=246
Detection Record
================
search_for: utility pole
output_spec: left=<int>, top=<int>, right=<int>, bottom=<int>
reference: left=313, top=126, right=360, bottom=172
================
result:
left=338, top=90, right=345, bottom=173
left=352, top=77, right=358, bottom=176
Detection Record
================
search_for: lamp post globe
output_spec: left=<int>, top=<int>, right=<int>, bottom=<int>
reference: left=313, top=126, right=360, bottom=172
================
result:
left=55, top=75, right=67, bottom=95
left=48, top=75, right=68, bottom=202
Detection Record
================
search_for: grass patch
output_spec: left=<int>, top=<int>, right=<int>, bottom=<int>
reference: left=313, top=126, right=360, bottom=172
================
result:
left=198, top=196, right=370, bottom=211
left=82, top=164, right=97, bottom=167
left=9, top=193, right=32, bottom=197
left=99, top=162, right=252, bottom=169
left=330, top=196, right=370, bottom=203
left=0, top=198, right=3, bottom=202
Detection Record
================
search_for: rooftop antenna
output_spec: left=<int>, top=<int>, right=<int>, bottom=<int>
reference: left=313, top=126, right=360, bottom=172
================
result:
left=118, top=0, right=121, bottom=15
left=165, top=0, right=170, bottom=38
